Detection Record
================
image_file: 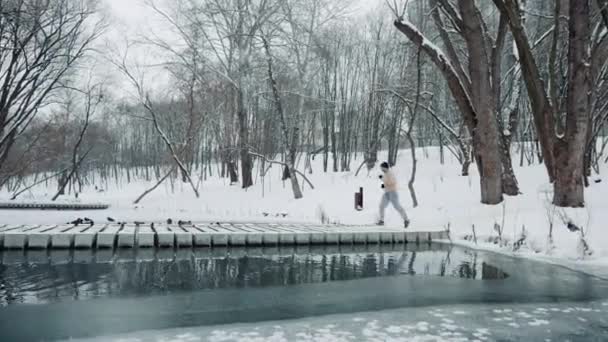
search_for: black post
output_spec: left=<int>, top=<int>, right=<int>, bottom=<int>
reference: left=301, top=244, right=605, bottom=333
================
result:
left=359, top=187, right=363, bottom=209
left=355, top=187, right=364, bottom=211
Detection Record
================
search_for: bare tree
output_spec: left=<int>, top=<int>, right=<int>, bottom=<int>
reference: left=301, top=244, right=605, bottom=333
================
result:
left=0, top=0, right=104, bottom=175
left=143, top=0, right=270, bottom=188
left=404, top=46, right=422, bottom=207
left=261, top=34, right=303, bottom=199
left=493, top=0, right=593, bottom=207
left=583, top=0, right=608, bottom=182
left=53, top=81, right=104, bottom=201
left=113, top=47, right=200, bottom=200
left=391, top=0, right=508, bottom=204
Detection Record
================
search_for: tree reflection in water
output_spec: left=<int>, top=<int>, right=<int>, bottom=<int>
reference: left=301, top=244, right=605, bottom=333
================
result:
left=0, top=244, right=507, bottom=306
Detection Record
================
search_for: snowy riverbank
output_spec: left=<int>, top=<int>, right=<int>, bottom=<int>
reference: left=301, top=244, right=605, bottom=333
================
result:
left=1, top=147, right=607, bottom=274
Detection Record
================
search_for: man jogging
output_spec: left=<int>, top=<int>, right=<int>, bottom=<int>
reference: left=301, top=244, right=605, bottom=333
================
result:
left=377, top=161, right=410, bottom=228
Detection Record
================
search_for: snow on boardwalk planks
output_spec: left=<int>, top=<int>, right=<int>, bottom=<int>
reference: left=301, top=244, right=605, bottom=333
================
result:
left=0, top=222, right=448, bottom=250
left=117, top=224, right=137, bottom=248
left=75, top=224, right=106, bottom=248
left=97, top=224, right=122, bottom=248
left=244, top=224, right=279, bottom=245
left=27, top=225, right=60, bottom=248
left=3, top=225, right=44, bottom=249
left=154, top=224, right=175, bottom=247
left=189, top=224, right=214, bottom=247
left=0, top=225, right=29, bottom=247
left=172, top=224, right=193, bottom=247
left=194, top=223, right=243, bottom=246
left=50, top=225, right=82, bottom=248
left=137, top=225, right=155, bottom=248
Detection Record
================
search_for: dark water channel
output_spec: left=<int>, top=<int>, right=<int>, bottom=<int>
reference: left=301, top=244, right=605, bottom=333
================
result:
left=0, top=243, right=606, bottom=341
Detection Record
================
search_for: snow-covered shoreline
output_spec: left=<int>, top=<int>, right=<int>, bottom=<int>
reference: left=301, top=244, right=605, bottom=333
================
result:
left=1, top=147, right=607, bottom=275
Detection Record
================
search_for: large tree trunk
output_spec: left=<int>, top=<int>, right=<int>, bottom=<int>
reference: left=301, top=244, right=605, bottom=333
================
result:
left=237, top=89, right=253, bottom=189
left=493, top=0, right=557, bottom=181
left=583, top=133, right=595, bottom=187
left=499, top=108, right=521, bottom=196
left=394, top=17, right=503, bottom=204
left=494, top=0, right=594, bottom=207
left=472, top=138, right=503, bottom=204
left=500, top=152, right=519, bottom=196
left=492, top=13, right=520, bottom=196
left=553, top=0, right=591, bottom=207
left=554, top=142, right=585, bottom=206
left=459, top=0, right=504, bottom=204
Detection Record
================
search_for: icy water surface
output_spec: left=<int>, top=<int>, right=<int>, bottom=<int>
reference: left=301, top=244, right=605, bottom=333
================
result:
left=0, top=244, right=504, bottom=306
left=0, top=243, right=607, bottom=341
left=68, top=301, right=608, bottom=342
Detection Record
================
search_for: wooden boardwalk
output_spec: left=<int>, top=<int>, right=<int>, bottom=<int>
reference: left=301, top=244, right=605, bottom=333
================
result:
left=0, top=222, right=449, bottom=250
left=0, top=202, right=109, bottom=210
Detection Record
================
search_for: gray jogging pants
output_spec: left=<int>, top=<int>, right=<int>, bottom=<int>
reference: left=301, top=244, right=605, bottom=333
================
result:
left=379, top=191, right=408, bottom=221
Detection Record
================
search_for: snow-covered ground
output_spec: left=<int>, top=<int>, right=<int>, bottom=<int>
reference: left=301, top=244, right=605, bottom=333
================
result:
left=1, top=147, right=607, bottom=273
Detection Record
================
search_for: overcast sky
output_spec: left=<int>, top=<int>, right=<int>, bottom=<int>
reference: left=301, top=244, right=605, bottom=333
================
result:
left=99, top=0, right=385, bottom=100
left=103, top=0, right=382, bottom=34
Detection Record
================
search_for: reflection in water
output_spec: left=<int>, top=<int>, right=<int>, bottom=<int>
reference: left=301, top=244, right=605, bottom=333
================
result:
left=0, top=244, right=507, bottom=306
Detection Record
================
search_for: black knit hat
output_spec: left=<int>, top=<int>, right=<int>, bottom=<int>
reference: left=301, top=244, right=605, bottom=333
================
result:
left=380, top=161, right=389, bottom=169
